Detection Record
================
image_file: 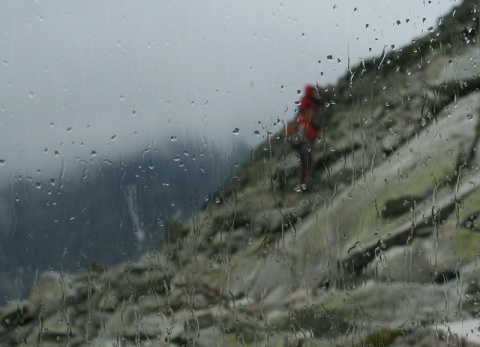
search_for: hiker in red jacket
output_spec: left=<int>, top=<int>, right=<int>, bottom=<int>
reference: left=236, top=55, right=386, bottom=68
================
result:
left=287, top=85, right=323, bottom=190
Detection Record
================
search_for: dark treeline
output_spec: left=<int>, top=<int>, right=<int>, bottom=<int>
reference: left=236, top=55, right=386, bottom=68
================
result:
left=0, top=139, right=250, bottom=301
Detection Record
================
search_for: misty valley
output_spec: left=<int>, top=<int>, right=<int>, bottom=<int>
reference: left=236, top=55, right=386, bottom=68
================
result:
left=0, top=140, right=250, bottom=301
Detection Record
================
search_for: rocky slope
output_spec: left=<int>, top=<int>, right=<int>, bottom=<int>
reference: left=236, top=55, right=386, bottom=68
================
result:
left=1, top=1, right=479, bottom=346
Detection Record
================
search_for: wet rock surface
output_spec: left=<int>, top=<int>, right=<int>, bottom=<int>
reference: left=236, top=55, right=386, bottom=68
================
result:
left=1, top=1, right=480, bottom=346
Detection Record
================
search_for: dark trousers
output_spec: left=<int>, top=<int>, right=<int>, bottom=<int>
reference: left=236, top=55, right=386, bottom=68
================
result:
left=297, top=141, right=314, bottom=185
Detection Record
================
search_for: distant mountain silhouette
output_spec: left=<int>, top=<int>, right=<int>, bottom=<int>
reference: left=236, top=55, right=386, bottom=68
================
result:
left=0, top=138, right=250, bottom=301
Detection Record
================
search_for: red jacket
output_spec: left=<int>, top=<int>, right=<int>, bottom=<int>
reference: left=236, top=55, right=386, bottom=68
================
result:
left=287, top=113, right=319, bottom=142
left=297, top=113, right=320, bottom=141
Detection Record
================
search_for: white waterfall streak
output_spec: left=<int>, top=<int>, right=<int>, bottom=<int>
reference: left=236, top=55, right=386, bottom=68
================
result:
left=124, top=184, right=146, bottom=243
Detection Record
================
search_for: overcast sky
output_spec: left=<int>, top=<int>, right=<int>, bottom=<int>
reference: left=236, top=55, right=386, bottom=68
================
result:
left=0, top=0, right=459, bottom=184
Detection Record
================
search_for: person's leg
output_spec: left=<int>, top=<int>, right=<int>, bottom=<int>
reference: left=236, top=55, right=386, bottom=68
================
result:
left=297, top=152, right=305, bottom=185
left=298, top=144, right=309, bottom=186
left=304, top=142, right=314, bottom=187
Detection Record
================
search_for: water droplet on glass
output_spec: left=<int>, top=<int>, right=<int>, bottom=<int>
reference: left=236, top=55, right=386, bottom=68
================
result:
left=467, top=113, right=473, bottom=120
left=29, top=91, right=34, bottom=98
left=0, top=159, right=4, bottom=165
left=233, top=128, right=240, bottom=135
left=91, top=151, right=97, bottom=156
left=170, top=136, right=177, bottom=142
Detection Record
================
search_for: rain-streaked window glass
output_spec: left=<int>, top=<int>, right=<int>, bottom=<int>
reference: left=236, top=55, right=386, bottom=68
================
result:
left=0, top=0, right=479, bottom=345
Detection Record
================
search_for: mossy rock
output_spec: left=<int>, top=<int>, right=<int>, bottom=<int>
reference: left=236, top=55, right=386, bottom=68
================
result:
left=381, top=196, right=422, bottom=219
left=453, top=227, right=480, bottom=263
left=357, top=328, right=403, bottom=347
left=270, top=306, right=351, bottom=338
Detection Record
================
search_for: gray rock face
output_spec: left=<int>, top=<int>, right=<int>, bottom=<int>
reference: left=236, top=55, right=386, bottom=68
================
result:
left=1, top=1, right=480, bottom=346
